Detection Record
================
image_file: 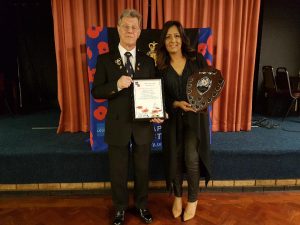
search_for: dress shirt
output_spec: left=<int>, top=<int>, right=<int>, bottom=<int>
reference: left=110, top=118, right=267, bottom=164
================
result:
left=118, top=43, right=136, bottom=71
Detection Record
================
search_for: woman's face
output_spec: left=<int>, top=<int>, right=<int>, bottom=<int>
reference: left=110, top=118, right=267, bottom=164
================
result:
left=164, top=25, right=182, bottom=54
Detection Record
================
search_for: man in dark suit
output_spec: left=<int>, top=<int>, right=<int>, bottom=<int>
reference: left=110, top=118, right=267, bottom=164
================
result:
left=91, top=9, right=162, bottom=225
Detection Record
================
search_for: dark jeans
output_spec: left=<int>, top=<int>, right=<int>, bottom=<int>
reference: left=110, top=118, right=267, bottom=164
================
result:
left=173, top=119, right=200, bottom=202
left=108, top=141, right=150, bottom=211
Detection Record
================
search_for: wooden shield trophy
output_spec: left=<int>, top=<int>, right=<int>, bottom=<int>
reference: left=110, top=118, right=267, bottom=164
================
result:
left=186, top=67, right=225, bottom=112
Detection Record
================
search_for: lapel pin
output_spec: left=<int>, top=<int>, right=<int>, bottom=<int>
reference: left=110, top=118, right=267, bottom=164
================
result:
left=115, top=58, right=122, bottom=66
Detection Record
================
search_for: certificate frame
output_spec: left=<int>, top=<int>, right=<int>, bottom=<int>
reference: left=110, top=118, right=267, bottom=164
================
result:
left=132, top=78, right=166, bottom=121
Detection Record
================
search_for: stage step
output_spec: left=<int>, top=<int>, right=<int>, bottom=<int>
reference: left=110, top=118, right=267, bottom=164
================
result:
left=1, top=111, right=300, bottom=184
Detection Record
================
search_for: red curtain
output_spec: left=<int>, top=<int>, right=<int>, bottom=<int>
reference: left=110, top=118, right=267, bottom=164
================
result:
left=51, top=0, right=260, bottom=132
left=151, top=0, right=260, bottom=131
left=51, top=0, right=149, bottom=133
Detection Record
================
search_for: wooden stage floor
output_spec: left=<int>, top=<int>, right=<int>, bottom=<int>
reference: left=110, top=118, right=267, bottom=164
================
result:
left=0, top=191, right=300, bottom=225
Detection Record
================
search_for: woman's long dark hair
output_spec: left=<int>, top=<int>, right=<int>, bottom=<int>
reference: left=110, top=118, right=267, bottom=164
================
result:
left=156, top=21, right=196, bottom=71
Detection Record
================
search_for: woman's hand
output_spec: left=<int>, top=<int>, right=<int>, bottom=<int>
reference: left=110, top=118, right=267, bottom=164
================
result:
left=173, top=101, right=196, bottom=112
left=150, top=118, right=164, bottom=123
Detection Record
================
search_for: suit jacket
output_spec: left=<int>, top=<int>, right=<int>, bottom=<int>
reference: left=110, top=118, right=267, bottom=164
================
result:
left=91, top=49, right=156, bottom=146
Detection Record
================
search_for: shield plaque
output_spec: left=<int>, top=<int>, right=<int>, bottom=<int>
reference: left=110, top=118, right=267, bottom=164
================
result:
left=186, top=67, right=225, bottom=112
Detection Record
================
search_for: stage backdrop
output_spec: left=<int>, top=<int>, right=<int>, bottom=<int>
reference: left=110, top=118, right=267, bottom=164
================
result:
left=87, top=27, right=213, bottom=151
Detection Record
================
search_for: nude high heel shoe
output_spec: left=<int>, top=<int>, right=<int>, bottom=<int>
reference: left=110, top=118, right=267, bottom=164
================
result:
left=172, top=197, right=182, bottom=218
left=183, top=200, right=198, bottom=221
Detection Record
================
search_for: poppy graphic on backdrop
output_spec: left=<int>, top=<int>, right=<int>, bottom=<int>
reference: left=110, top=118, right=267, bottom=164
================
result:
left=94, top=99, right=106, bottom=103
left=198, top=43, right=207, bottom=55
left=207, top=35, right=213, bottom=54
left=90, top=131, right=94, bottom=146
left=87, top=26, right=103, bottom=39
left=93, top=106, right=107, bottom=121
left=97, top=41, right=109, bottom=54
left=87, top=47, right=93, bottom=59
left=88, top=67, right=96, bottom=82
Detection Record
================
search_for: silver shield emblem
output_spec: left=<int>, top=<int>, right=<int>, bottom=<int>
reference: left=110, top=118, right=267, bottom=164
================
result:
left=196, top=76, right=212, bottom=95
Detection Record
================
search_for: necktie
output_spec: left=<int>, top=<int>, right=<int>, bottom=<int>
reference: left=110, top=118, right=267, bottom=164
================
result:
left=124, top=52, right=134, bottom=78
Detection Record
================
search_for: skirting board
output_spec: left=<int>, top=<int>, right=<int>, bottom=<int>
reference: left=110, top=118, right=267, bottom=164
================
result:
left=0, top=179, right=300, bottom=192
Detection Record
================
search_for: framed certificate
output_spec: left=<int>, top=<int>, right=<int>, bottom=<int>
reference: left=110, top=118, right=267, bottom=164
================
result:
left=132, top=78, right=166, bottom=120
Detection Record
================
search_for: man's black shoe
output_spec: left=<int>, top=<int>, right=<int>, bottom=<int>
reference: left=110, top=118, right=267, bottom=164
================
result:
left=112, top=210, right=125, bottom=225
left=137, top=208, right=153, bottom=224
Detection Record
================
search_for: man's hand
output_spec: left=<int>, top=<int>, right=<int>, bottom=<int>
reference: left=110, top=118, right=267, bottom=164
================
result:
left=117, top=75, right=133, bottom=90
left=173, top=101, right=196, bottom=113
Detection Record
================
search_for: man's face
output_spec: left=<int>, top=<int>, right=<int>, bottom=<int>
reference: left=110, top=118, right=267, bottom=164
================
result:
left=117, top=17, right=141, bottom=50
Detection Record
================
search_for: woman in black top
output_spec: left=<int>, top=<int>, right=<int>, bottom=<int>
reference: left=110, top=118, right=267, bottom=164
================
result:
left=156, top=21, right=211, bottom=221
